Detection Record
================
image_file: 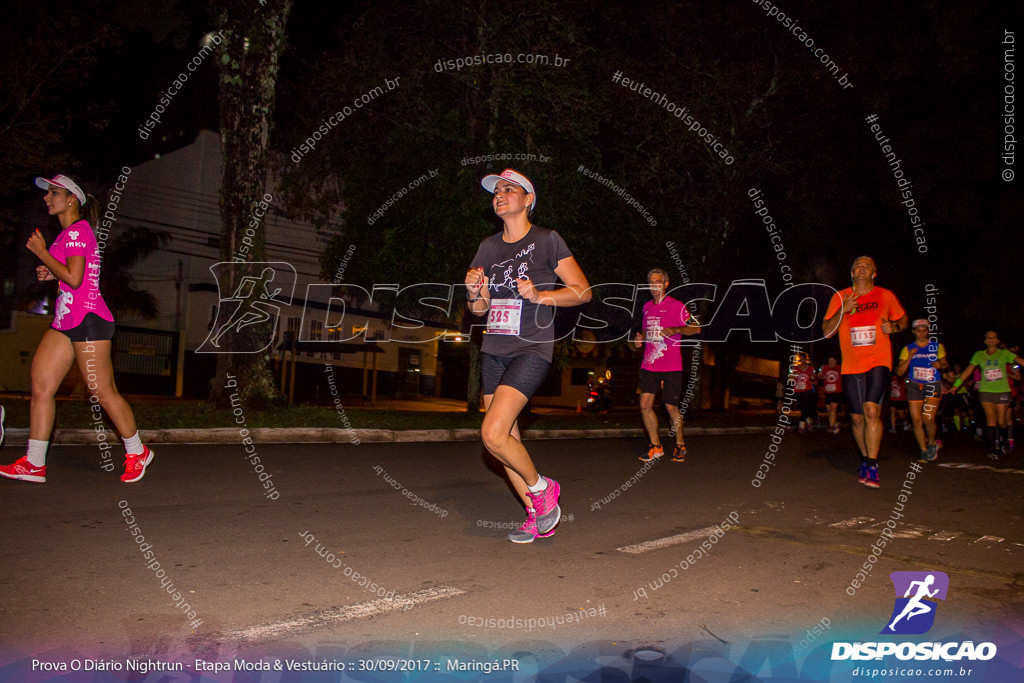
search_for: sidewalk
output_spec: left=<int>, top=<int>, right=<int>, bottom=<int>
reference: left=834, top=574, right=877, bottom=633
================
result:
left=0, top=395, right=778, bottom=446
left=3, top=424, right=773, bottom=447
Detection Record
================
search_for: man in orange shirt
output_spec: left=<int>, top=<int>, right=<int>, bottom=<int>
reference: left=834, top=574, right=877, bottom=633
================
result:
left=823, top=256, right=908, bottom=488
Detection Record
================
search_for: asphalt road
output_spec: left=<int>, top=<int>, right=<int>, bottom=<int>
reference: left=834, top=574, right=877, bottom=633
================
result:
left=1, top=428, right=1021, bottom=679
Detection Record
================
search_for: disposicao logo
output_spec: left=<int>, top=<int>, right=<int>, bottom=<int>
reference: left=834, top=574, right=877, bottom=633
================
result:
left=831, top=570, right=997, bottom=662
left=881, top=571, right=948, bottom=635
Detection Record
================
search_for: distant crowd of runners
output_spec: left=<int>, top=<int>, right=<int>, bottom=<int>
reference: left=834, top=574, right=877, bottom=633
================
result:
left=801, top=256, right=1022, bottom=490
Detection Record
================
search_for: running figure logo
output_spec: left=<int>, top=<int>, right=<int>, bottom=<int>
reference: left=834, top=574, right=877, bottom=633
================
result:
left=197, top=262, right=296, bottom=354
left=54, top=290, right=73, bottom=328
left=490, top=243, right=535, bottom=297
left=881, top=571, right=949, bottom=635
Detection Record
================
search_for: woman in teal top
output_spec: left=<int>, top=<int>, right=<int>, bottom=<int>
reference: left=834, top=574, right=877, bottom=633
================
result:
left=952, top=331, right=1024, bottom=458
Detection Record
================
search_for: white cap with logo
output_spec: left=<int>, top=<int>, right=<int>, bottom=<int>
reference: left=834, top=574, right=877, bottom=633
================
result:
left=35, top=174, right=87, bottom=205
left=481, top=168, right=536, bottom=210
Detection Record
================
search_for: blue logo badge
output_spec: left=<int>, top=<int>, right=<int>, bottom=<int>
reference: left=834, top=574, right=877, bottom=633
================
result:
left=881, top=571, right=949, bottom=635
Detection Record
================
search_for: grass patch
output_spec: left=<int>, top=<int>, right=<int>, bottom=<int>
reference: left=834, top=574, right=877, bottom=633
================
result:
left=0, top=396, right=774, bottom=432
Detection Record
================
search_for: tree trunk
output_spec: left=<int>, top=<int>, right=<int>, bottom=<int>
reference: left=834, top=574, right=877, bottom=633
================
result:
left=709, top=346, right=734, bottom=412
left=466, top=334, right=482, bottom=413
left=208, top=0, right=293, bottom=410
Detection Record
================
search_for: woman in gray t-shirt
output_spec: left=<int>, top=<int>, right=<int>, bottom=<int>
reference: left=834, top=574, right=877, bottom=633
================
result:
left=465, top=169, right=591, bottom=543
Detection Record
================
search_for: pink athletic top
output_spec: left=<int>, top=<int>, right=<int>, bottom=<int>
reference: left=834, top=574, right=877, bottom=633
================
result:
left=48, top=219, right=114, bottom=330
left=641, top=295, right=693, bottom=372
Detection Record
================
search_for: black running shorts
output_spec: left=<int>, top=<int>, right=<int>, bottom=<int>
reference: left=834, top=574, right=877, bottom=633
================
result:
left=54, top=313, right=115, bottom=342
left=844, top=366, right=890, bottom=415
left=638, top=369, right=683, bottom=406
left=482, top=353, right=552, bottom=398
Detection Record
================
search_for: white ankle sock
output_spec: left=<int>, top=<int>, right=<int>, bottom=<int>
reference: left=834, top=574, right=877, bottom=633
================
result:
left=528, top=476, right=548, bottom=493
left=26, top=439, right=49, bottom=467
left=122, top=432, right=144, bottom=456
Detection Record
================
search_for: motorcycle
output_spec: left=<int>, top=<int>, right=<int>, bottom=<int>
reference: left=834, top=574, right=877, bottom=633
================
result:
left=586, top=376, right=612, bottom=413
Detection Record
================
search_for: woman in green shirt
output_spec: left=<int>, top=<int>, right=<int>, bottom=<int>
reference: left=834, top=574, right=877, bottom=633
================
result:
left=952, top=331, right=1024, bottom=458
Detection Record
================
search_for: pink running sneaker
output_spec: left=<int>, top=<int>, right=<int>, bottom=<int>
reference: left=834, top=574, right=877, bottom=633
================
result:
left=527, top=476, right=560, bottom=535
left=121, top=446, right=155, bottom=483
left=0, top=456, right=47, bottom=483
left=508, top=507, right=556, bottom=544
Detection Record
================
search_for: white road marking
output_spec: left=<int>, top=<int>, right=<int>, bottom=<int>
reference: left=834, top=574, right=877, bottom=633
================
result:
left=937, top=463, right=1024, bottom=474
left=617, top=526, right=722, bottom=555
left=830, top=516, right=874, bottom=529
left=218, top=586, right=465, bottom=643
left=822, top=517, right=1016, bottom=549
left=974, top=536, right=1005, bottom=544
left=861, top=522, right=931, bottom=538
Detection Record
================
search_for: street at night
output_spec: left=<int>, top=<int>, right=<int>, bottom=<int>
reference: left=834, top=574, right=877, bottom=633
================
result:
left=2, top=1, right=1022, bottom=681
left=1, top=430, right=1020, bottom=679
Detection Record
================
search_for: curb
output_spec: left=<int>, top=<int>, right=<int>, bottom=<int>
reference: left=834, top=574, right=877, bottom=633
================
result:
left=1, top=425, right=773, bottom=447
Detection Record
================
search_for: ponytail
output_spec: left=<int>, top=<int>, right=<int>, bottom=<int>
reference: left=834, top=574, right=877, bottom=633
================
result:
left=61, top=173, right=98, bottom=228
left=84, top=193, right=99, bottom=228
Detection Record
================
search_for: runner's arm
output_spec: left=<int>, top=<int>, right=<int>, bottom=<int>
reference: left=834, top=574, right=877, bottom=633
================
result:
left=881, top=315, right=909, bottom=335
left=822, top=310, right=842, bottom=338
left=953, top=363, right=977, bottom=388
left=37, top=253, right=84, bottom=289
left=538, top=256, right=592, bottom=307
left=465, top=266, right=490, bottom=316
left=661, top=324, right=700, bottom=337
left=822, top=292, right=856, bottom=338
left=27, top=229, right=85, bottom=288
left=896, top=347, right=912, bottom=377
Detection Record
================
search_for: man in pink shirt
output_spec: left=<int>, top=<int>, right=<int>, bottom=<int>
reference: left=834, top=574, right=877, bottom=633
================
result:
left=634, top=268, right=700, bottom=462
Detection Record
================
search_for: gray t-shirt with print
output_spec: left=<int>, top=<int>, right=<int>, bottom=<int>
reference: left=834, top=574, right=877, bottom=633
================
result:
left=470, top=225, right=573, bottom=360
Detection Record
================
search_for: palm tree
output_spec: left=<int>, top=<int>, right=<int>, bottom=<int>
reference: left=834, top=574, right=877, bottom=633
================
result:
left=99, top=226, right=170, bottom=318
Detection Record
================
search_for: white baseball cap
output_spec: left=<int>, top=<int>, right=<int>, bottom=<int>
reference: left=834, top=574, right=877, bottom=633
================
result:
left=481, top=168, right=536, bottom=210
left=35, top=174, right=86, bottom=205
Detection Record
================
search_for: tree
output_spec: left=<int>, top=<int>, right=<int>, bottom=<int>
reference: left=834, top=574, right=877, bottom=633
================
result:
left=268, top=0, right=1015, bottom=411
left=0, top=1, right=119, bottom=327
left=208, top=0, right=293, bottom=409
left=0, top=3, right=117, bottom=205
left=274, top=0, right=603, bottom=411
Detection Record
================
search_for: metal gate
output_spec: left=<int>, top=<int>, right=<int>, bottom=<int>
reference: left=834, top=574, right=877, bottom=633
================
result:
left=112, top=326, right=178, bottom=395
